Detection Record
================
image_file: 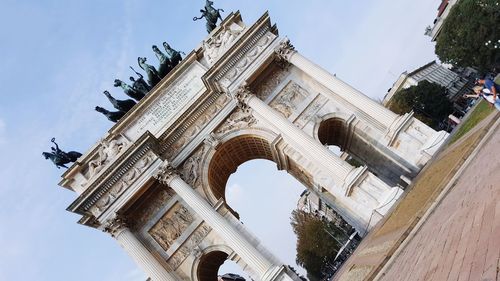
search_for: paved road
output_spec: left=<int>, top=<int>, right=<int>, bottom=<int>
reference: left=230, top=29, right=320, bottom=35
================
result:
left=378, top=122, right=500, bottom=281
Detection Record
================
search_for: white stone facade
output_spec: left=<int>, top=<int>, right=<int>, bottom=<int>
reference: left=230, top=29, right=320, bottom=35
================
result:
left=59, top=12, right=448, bottom=281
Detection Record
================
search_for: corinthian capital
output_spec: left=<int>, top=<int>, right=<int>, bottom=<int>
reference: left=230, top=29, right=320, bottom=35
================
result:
left=274, top=38, right=296, bottom=62
left=102, top=216, right=128, bottom=238
left=234, top=83, right=253, bottom=109
left=154, top=161, right=178, bottom=185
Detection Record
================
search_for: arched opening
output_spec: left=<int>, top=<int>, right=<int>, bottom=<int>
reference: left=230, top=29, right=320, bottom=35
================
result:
left=205, top=131, right=365, bottom=278
left=197, top=251, right=229, bottom=281
left=317, top=117, right=406, bottom=185
left=207, top=135, right=274, bottom=202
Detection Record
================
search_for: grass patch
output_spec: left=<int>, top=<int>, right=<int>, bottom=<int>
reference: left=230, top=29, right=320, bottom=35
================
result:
left=448, top=99, right=494, bottom=144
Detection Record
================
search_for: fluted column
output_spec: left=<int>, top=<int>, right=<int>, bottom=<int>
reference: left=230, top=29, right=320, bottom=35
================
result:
left=153, top=163, right=279, bottom=281
left=275, top=39, right=398, bottom=129
left=233, top=85, right=358, bottom=189
left=103, top=218, right=179, bottom=281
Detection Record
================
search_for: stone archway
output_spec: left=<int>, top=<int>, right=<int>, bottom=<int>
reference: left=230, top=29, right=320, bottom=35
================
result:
left=315, top=113, right=415, bottom=186
left=197, top=250, right=229, bottom=281
left=206, top=134, right=275, bottom=202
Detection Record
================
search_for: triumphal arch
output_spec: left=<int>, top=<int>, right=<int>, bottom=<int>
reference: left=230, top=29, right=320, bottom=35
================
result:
left=59, top=12, right=448, bottom=281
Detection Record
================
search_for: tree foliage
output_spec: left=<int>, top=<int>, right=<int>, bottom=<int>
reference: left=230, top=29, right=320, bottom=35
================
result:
left=435, top=0, right=500, bottom=71
left=388, top=80, right=453, bottom=129
left=290, top=210, right=345, bottom=281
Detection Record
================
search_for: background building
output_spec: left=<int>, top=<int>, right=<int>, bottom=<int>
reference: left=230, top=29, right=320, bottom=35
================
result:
left=383, top=61, right=476, bottom=114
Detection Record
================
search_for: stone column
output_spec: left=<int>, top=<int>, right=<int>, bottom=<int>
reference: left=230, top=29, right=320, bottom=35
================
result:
left=153, top=163, right=280, bottom=281
left=104, top=218, right=179, bottom=281
left=233, top=85, right=360, bottom=190
left=275, top=39, right=398, bottom=129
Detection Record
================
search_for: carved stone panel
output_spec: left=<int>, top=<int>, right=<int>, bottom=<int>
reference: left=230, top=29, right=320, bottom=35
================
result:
left=270, top=81, right=308, bottom=118
left=149, top=204, right=195, bottom=251
left=167, top=223, right=212, bottom=269
left=252, top=66, right=289, bottom=101
left=203, top=23, right=244, bottom=65
left=295, top=95, right=328, bottom=128
left=214, top=108, right=257, bottom=136
left=127, top=186, right=175, bottom=231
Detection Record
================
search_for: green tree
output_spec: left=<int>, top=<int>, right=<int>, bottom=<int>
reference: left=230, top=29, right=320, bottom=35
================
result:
left=435, top=0, right=500, bottom=71
left=387, top=81, right=453, bottom=130
left=290, top=210, right=344, bottom=280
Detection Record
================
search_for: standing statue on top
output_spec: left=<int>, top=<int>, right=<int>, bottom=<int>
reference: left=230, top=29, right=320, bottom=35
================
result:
left=152, top=45, right=172, bottom=78
left=42, top=138, right=82, bottom=169
left=163, top=42, right=184, bottom=68
left=138, top=57, right=161, bottom=87
left=193, top=0, right=224, bottom=33
left=129, top=67, right=151, bottom=96
left=114, top=78, right=145, bottom=101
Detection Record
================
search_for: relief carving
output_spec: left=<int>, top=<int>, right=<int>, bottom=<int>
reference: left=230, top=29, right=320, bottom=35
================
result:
left=295, top=95, right=327, bottom=128
left=149, top=205, right=195, bottom=251
left=253, top=67, right=289, bottom=100
left=215, top=108, right=256, bottom=136
left=270, top=81, right=308, bottom=118
left=168, top=224, right=211, bottom=269
left=87, top=139, right=127, bottom=179
left=204, top=24, right=244, bottom=65
left=181, top=145, right=206, bottom=187
left=128, top=187, right=175, bottom=230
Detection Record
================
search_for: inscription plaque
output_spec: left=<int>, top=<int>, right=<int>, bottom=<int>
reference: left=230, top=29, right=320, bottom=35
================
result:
left=126, top=62, right=206, bottom=138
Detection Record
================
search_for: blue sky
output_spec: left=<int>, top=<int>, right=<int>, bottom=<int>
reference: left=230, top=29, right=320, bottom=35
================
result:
left=0, top=1, right=441, bottom=280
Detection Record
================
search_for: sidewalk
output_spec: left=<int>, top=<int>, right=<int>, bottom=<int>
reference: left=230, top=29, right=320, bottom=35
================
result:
left=332, top=110, right=500, bottom=281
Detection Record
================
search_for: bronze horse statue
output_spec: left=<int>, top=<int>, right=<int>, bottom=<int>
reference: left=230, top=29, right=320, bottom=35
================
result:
left=193, top=0, right=224, bottom=33
left=42, top=138, right=82, bottom=169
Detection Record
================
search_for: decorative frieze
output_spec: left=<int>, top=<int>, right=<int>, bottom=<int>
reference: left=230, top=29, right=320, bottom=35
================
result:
left=161, top=92, right=230, bottom=159
left=219, top=30, right=275, bottom=87
left=89, top=150, right=156, bottom=217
